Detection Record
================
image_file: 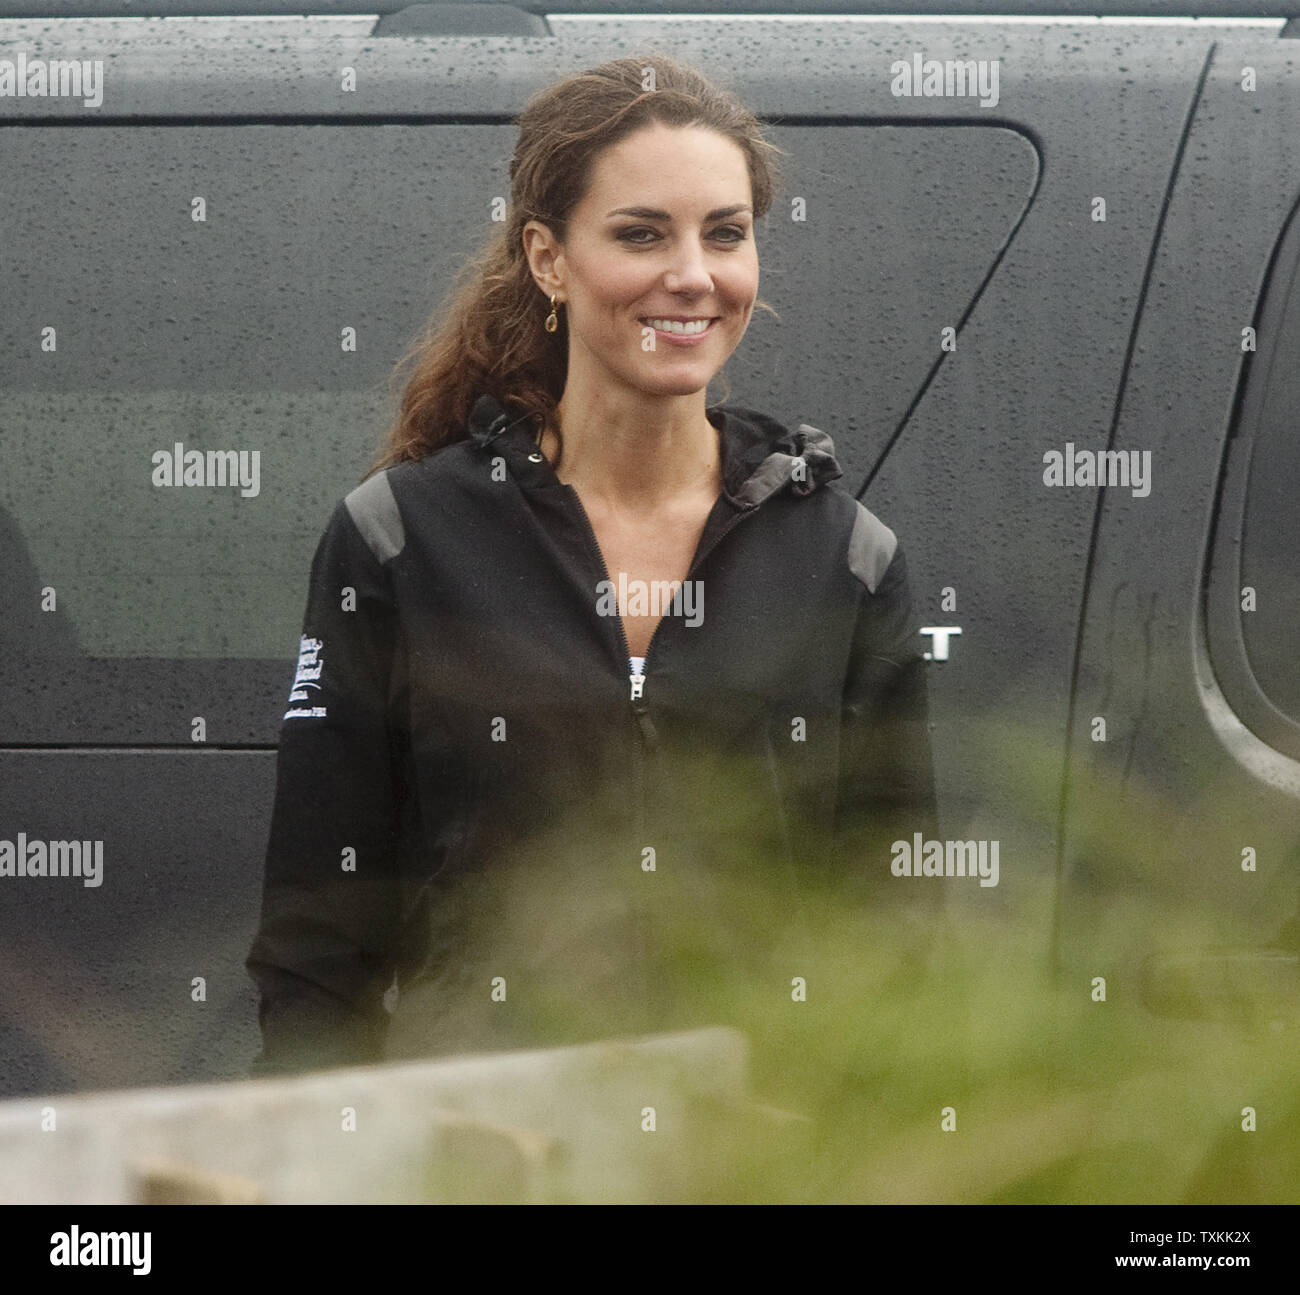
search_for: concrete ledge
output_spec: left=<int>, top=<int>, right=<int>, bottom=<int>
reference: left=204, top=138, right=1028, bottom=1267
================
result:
left=0, top=1027, right=751, bottom=1204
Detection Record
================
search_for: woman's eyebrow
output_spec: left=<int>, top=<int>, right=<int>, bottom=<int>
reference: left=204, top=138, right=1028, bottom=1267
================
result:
left=605, top=205, right=752, bottom=221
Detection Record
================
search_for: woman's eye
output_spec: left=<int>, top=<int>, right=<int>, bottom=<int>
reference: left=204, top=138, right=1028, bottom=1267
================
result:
left=616, top=226, right=749, bottom=245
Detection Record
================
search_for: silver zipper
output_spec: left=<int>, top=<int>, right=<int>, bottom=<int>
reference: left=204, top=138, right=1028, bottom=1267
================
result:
left=561, top=474, right=763, bottom=1026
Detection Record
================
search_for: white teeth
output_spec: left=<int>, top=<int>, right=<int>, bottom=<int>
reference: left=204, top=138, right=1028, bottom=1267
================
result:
left=643, top=318, right=712, bottom=335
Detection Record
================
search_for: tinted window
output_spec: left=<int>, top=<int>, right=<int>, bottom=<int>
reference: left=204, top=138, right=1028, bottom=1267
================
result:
left=1207, top=192, right=1300, bottom=756
left=1239, top=247, right=1300, bottom=722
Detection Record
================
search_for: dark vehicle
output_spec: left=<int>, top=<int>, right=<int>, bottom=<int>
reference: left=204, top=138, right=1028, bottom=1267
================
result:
left=1, top=1, right=1297, bottom=1110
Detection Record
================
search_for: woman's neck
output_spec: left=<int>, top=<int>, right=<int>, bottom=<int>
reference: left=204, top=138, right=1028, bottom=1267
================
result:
left=540, top=391, right=722, bottom=514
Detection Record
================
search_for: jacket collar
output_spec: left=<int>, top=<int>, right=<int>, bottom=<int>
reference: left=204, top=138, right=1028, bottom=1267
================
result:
left=467, top=392, right=842, bottom=506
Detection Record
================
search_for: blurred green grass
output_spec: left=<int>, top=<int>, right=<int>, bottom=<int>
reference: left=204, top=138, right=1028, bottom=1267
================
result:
left=460, top=714, right=1300, bottom=1204
left=7, top=704, right=1294, bottom=1204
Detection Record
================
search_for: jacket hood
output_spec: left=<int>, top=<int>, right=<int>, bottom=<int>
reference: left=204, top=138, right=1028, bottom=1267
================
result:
left=466, top=392, right=843, bottom=507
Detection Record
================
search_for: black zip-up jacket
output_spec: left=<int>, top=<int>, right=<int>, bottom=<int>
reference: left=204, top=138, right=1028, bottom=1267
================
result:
left=245, top=393, right=939, bottom=1075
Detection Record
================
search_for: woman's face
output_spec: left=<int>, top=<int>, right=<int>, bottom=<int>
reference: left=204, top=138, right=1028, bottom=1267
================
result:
left=528, top=122, right=760, bottom=402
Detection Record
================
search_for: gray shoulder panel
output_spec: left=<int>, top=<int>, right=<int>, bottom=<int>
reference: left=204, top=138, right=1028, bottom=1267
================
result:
left=344, top=470, right=405, bottom=564
left=847, top=501, right=898, bottom=594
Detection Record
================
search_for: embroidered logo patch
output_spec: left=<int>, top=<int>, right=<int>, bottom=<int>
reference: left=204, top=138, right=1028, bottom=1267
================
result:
left=284, top=635, right=326, bottom=719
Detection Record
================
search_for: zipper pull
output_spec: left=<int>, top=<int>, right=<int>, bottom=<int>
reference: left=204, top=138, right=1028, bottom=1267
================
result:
left=631, top=700, right=658, bottom=749
left=629, top=673, right=645, bottom=701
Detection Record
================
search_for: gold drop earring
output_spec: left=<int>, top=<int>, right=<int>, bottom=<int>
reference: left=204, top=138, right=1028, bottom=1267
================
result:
left=544, top=295, right=561, bottom=333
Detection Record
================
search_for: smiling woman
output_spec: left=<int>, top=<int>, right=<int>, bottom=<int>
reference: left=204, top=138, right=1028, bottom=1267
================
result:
left=245, top=52, right=941, bottom=1075
left=361, top=53, right=785, bottom=472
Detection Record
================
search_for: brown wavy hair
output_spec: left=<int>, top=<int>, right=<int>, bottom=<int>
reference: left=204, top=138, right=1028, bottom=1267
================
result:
left=364, top=51, right=786, bottom=479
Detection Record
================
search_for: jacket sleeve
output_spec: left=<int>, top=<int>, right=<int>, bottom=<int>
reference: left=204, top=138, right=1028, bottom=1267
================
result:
left=245, top=490, right=406, bottom=1077
left=832, top=529, right=942, bottom=913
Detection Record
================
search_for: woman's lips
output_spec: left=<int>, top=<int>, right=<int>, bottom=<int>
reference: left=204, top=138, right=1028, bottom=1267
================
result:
left=639, top=317, right=719, bottom=345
